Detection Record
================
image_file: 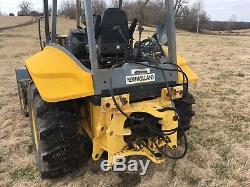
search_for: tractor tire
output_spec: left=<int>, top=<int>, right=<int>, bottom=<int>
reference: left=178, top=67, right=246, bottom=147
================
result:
left=174, top=92, right=195, bottom=132
left=27, top=83, right=85, bottom=178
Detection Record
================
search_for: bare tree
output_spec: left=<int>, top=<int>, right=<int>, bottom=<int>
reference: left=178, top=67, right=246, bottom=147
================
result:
left=18, top=1, right=32, bottom=16
left=176, top=2, right=209, bottom=32
left=124, top=0, right=175, bottom=26
left=59, top=0, right=76, bottom=18
left=59, top=0, right=107, bottom=19
left=196, top=0, right=203, bottom=36
left=174, top=0, right=188, bottom=16
left=138, top=0, right=151, bottom=24
left=92, top=0, right=107, bottom=15
left=227, top=15, right=237, bottom=33
left=112, top=0, right=119, bottom=7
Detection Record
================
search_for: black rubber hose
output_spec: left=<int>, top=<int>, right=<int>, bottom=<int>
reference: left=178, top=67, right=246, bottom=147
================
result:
left=128, top=61, right=189, bottom=96
left=109, top=61, right=188, bottom=123
left=109, top=62, right=144, bottom=122
left=153, top=125, right=188, bottom=160
left=109, top=60, right=189, bottom=160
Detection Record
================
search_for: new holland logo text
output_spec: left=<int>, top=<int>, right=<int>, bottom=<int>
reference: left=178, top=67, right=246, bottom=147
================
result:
left=126, top=73, right=155, bottom=85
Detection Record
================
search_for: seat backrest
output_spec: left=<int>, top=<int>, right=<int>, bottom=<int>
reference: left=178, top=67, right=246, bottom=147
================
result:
left=97, top=8, right=129, bottom=56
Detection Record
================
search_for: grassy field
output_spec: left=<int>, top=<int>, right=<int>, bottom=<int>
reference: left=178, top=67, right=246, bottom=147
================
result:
left=0, top=16, right=249, bottom=187
left=0, top=16, right=32, bottom=28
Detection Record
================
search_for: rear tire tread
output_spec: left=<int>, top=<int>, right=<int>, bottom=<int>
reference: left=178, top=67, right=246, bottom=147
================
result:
left=175, top=92, right=195, bottom=131
left=28, top=83, right=85, bottom=178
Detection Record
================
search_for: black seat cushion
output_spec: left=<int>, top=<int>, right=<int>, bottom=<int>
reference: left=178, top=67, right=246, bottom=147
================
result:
left=98, top=8, right=129, bottom=56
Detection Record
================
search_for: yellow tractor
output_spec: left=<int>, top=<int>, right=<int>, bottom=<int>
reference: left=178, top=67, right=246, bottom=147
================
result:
left=15, top=0, right=197, bottom=178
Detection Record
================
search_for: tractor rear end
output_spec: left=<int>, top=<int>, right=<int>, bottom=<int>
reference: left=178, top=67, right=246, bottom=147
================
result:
left=15, top=0, right=197, bottom=178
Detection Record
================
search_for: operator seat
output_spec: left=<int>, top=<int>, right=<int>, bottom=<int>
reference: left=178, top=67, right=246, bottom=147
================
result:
left=97, top=8, right=129, bottom=57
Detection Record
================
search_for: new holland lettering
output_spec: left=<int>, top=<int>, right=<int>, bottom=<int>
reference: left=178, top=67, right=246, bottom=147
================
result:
left=126, top=73, right=156, bottom=85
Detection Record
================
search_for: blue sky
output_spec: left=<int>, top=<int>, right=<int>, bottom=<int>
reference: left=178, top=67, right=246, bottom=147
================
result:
left=0, top=0, right=250, bottom=22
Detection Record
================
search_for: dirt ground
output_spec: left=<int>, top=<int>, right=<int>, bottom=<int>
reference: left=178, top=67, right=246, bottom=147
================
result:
left=0, top=17, right=249, bottom=187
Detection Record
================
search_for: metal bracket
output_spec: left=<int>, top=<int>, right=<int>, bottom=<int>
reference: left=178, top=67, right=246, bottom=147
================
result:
left=101, top=94, right=130, bottom=112
left=161, top=86, right=183, bottom=100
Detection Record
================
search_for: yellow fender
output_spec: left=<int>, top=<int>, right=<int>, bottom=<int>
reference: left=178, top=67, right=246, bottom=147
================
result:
left=26, top=44, right=94, bottom=102
left=161, top=46, right=198, bottom=83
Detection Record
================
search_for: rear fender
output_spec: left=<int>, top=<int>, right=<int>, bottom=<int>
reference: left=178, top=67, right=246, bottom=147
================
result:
left=161, top=45, right=198, bottom=83
left=25, top=44, right=95, bottom=102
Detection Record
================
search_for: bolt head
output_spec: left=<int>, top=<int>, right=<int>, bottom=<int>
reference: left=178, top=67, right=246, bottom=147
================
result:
left=105, top=102, right=110, bottom=108
left=173, top=115, right=179, bottom=121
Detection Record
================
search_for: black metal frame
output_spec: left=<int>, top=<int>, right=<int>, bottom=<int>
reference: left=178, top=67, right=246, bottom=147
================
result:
left=43, top=0, right=50, bottom=43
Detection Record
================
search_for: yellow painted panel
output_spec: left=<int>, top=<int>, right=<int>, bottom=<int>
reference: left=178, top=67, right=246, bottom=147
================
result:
left=90, top=95, right=178, bottom=165
left=26, top=45, right=94, bottom=102
left=177, top=55, right=198, bottom=83
left=161, top=45, right=198, bottom=83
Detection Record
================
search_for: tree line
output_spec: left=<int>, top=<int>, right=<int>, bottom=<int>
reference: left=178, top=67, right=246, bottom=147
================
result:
left=17, top=1, right=43, bottom=16
left=58, top=0, right=210, bottom=32
left=10, top=0, right=250, bottom=33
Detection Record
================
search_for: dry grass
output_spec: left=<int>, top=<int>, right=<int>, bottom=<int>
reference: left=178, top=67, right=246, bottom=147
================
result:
left=0, top=16, right=32, bottom=28
left=235, top=29, right=250, bottom=36
left=0, top=17, right=250, bottom=187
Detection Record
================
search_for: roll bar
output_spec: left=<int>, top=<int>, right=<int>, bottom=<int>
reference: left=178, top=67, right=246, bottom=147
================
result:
left=165, top=0, right=177, bottom=64
left=82, top=0, right=177, bottom=69
left=43, top=0, right=50, bottom=43
left=83, top=0, right=99, bottom=74
left=76, top=0, right=81, bottom=27
left=43, top=0, right=57, bottom=43
left=51, top=0, right=57, bottom=43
